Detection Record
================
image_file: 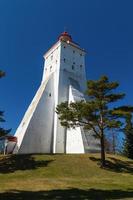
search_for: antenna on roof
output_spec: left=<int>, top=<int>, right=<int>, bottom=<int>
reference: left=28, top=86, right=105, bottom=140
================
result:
left=64, top=26, right=67, bottom=32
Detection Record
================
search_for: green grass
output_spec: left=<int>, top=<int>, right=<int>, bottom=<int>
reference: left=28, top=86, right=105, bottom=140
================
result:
left=0, top=153, right=133, bottom=199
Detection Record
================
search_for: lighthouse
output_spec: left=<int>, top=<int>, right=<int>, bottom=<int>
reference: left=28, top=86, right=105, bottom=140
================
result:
left=12, top=32, right=100, bottom=154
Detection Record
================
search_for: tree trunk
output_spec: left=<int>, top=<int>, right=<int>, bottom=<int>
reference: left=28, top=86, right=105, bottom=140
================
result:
left=100, top=131, right=106, bottom=167
left=112, top=131, right=116, bottom=154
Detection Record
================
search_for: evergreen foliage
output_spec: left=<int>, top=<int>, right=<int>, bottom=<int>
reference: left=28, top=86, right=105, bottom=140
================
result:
left=123, top=114, right=133, bottom=159
left=0, top=70, right=5, bottom=78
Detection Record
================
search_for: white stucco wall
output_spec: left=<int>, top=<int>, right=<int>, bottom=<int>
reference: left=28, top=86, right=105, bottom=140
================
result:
left=66, top=85, right=85, bottom=153
left=14, top=77, right=50, bottom=153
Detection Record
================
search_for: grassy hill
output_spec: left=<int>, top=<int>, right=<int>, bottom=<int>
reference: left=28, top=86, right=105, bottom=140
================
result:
left=0, top=153, right=133, bottom=200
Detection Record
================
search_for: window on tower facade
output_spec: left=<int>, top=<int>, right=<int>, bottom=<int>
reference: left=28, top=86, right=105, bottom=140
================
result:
left=80, top=64, right=83, bottom=69
left=64, top=58, right=66, bottom=63
left=64, top=46, right=66, bottom=48
left=50, top=66, right=52, bottom=71
left=72, top=65, right=74, bottom=70
left=73, top=50, right=75, bottom=53
left=22, top=122, right=25, bottom=127
left=51, top=55, right=53, bottom=60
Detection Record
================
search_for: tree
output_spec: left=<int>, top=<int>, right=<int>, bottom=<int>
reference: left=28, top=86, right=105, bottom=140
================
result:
left=0, top=111, right=11, bottom=137
left=0, top=70, right=5, bottom=78
left=0, top=70, right=10, bottom=137
left=123, top=114, right=133, bottom=159
left=56, top=76, right=133, bottom=167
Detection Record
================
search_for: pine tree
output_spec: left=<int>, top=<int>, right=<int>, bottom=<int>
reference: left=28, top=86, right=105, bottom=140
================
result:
left=56, top=76, right=133, bottom=167
left=123, top=114, right=133, bottom=159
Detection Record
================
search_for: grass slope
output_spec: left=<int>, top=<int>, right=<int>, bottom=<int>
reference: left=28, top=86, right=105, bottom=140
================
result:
left=0, top=153, right=133, bottom=200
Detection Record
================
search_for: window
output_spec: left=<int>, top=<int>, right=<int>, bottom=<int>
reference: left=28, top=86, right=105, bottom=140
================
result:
left=51, top=55, right=53, bottom=60
left=50, top=66, right=52, bottom=71
left=64, top=46, right=66, bottom=48
left=80, top=53, right=82, bottom=56
left=73, top=50, right=75, bottom=53
left=80, top=65, right=83, bottom=69
left=56, top=60, right=57, bottom=64
left=49, top=93, right=51, bottom=97
left=72, top=65, right=74, bottom=70
left=73, top=62, right=75, bottom=65
left=22, top=122, right=25, bottom=127
left=64, top=58, right=66, bottom=63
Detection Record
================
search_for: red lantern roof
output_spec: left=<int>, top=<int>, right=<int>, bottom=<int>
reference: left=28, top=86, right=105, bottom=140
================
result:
left=58, top=31, right=72, bottom=42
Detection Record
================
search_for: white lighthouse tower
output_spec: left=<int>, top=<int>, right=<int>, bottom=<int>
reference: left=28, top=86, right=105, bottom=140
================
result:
left=13, top=32, right=100, bottom=154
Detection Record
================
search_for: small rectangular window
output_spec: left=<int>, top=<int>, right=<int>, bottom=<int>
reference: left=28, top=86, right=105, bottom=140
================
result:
left=51, top=55, right=53, bottom=60
left=50, top=66, right=52, bottom=71
left=72, top=65, right=74, bottom=70
left=22, top=122, right=25, bottom=127
left=64, top=58, right=66, bottom=63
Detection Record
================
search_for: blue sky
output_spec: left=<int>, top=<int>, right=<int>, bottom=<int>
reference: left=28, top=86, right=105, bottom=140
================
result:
left=0, top=0, right=133, bottom=133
